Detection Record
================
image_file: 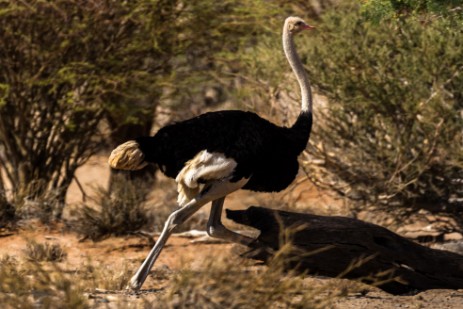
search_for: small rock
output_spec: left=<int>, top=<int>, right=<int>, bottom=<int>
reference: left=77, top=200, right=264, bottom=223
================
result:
left=444, top=232, right=463, bottom=241
left=433, top=241, right=463, bottom=255
left=401, top=230, right=441, bottom=239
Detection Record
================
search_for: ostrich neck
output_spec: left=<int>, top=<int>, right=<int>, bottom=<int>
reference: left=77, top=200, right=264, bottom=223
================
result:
left=282, top=30, right=312, bottom=113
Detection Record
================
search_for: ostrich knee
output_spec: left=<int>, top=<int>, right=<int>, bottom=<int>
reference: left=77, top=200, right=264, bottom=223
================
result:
left=164, top=209, right=187, bottom=233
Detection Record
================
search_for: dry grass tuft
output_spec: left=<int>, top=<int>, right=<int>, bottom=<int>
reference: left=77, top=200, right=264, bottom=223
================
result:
left=70, top=178, right=150, bottom=241
left=0, top=254, right=135, bottom=308
left=23, top=239, right=67, bottom=262
left=157, top=252, right=343, bottom=309
left=0, top=241, right=367, bottom=308
left=80, top=261, right=132, bottom=291
left=0, top=254, right=87, bottom=308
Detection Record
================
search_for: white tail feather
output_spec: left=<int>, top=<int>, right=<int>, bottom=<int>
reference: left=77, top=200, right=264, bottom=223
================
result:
left=108, top=140, right=148, bottom=170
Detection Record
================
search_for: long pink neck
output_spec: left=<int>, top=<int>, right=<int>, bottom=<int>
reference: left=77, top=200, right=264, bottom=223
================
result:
left=282, top=23, right=312, bottom=113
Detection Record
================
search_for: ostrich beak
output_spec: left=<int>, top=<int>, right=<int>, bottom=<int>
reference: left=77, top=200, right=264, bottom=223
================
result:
left=303, top=24, right=315, bottom=30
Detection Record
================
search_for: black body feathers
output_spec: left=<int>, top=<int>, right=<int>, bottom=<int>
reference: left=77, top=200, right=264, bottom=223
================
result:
left=136, top=110, right=312, bottom=193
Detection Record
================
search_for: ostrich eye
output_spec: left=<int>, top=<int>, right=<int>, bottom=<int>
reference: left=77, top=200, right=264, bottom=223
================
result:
left=295, top=21, right=303, bottom=26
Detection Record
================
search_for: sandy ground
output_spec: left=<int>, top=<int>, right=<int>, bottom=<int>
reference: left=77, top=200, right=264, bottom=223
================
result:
left=2, top=227, right=463, bottom=308
left=2, top=154, right=463, bottom=308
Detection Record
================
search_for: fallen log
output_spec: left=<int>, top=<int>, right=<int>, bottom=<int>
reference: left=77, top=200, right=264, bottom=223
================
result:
left=226, top=206, right=463, bottom=295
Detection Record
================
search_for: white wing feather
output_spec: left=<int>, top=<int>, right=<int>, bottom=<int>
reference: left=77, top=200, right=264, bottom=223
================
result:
left=175, top=150, right=237, bottom=206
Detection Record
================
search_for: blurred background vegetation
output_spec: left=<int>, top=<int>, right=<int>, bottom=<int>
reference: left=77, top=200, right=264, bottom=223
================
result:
left=0, top=0, right=461, bottom=235
left=302, top=1, right=463, bottom=223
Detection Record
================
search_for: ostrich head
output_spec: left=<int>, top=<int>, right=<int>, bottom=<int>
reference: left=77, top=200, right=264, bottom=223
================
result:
left=285, top=16, right=314, bottom=35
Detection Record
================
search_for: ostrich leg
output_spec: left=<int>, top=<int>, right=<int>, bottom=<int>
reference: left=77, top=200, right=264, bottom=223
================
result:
left=207, top=197, right=255, bottom=246
left=128, top=196, right=205, bottom=290
left=128, top=178, right=248, bottom=290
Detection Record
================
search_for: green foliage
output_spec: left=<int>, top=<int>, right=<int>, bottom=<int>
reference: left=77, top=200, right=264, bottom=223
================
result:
left=361, top=0, right=462, bottom=21
left=154, top=0, right=285, bottom=111
left=0, top=0, right=172, bottom=216
left=302, top=5, right=463, bottom=213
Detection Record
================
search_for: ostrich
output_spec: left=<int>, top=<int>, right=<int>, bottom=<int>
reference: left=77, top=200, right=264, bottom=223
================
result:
left=109, top=16, right=315, bottom=290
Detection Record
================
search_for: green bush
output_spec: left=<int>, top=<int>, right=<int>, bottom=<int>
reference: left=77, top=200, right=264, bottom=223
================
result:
left=361, top=0, right=462, bottom=21
left=0, top=0, right=175, bottom=218
left=302, top=4, right=463, bottom=215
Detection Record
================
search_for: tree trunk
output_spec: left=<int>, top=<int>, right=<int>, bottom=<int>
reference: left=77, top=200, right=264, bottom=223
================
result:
left=226, top=206, right=463, bottom=295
